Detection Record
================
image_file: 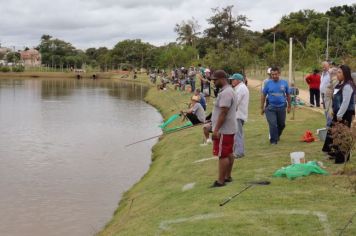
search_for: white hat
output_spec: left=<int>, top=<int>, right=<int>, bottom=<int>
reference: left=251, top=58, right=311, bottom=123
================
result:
left=267, top=68, right=272, bottom=74
left=205, top=68, right=211, bottom=73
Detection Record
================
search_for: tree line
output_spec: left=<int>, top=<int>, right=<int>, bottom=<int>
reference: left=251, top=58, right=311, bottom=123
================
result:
left=36, top=4, right=355, bottom=73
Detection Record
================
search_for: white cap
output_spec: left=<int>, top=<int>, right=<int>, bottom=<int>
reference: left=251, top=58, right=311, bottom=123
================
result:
left=205, top=68, right=211, bottom=73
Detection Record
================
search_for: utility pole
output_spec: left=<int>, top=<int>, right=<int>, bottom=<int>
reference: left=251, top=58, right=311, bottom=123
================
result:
left=273, top=32, right=276, bottom=58
left=288, top=37, right=296, bottom=120
left=289, top=38, right=293, bottom=85
left=326, top=18, right=330, bottom=60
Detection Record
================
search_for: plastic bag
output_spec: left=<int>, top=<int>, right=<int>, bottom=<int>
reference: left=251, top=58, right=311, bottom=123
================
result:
left=273, top=161, right=329, bottom=180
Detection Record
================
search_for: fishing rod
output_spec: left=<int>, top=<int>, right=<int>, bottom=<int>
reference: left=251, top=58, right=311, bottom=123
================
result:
left=219, top=180, right=271, bottom=207
left=125, top=122, right=205, bottom=147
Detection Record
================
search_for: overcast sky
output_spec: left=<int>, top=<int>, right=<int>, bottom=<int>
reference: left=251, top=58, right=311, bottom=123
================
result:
left=0, top=0, right=354, bottom=50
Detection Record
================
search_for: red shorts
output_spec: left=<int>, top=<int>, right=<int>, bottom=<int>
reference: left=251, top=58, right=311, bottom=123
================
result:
left=213, top=134, right=235, bottom=158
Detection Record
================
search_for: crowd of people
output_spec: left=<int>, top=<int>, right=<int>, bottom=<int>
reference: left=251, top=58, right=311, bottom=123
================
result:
left=150, top=61, right=355, bottom=187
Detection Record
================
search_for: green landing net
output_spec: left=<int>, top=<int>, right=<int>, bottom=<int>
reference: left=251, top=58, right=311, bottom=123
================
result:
left=159, top=114, right=193, bottom=133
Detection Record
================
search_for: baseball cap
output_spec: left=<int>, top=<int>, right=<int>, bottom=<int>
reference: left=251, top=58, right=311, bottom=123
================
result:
left=191, top=96, right=200, bottom=102
left=229, top=73, right=244, bottom=81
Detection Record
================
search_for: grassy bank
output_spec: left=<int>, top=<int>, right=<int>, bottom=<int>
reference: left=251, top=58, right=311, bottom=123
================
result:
left=98, top=79, right=356, bottom=236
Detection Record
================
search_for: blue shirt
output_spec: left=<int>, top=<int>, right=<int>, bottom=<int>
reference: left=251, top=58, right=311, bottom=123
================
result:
left=263, top=79, right=289, bottom=107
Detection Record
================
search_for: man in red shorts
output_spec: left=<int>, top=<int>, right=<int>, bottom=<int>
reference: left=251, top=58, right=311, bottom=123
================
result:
left=211, top=70, right=238, bottom=187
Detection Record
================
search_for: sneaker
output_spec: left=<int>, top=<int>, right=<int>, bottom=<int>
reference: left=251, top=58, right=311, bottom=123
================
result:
left=211, top=180, right=225, bottom=188
left=206, top=138, right=213, bottom=144
left=200, top=143, right=208, bottom=147
left=271, top=142, right=277, bottom=145
left=235, top=154, right=245, bottom=159
left=225, top=177, right=233, bottom=183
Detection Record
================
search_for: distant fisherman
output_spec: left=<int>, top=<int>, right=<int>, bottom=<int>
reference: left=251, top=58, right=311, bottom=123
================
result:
left=181, top=96, right=205, bottom=125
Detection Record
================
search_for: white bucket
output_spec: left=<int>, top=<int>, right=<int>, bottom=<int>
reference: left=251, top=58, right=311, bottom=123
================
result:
left=317, top=128, right=327, bottom=141
left=290, top=152, right=306, bottom=164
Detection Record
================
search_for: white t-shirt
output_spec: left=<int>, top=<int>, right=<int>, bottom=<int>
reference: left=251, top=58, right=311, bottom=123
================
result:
left=234, top=82, right=249, bottom=122
left=320, top=71, right=330, bottom=94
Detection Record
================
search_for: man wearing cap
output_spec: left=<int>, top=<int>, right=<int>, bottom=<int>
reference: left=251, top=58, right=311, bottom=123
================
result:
left=261, top=66, right=291, bottom=145
left=230, top=73, right=249, bottom=158
left=182, top=95, right=205, bottom=125
left=211, top=70, right=238, bottom=187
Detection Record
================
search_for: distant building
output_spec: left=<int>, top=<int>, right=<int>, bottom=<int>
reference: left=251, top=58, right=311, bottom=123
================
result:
left=0, top=47, right=10, bottom=58
left=20, top=49, right=41, bottom=67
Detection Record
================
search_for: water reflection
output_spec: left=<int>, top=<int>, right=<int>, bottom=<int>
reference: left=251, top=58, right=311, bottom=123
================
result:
left=0, top=78, right=162, bottom=236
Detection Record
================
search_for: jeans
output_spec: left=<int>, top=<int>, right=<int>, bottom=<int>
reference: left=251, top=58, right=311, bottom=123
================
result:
left=190, top=79, right=196, bottom=93
left=321, top=93, right=326, bottom=109
left=265, top=105, right=286, bottom=144
left=234, top=119, right=245, bottom=157
left=309, top=89, right=320, bottom=107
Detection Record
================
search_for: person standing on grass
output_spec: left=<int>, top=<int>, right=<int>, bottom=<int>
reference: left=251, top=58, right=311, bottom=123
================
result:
left=198, top=64, right=206, bottom=91
left=305, top=69, right=321, bottom=107
left=230, top=73, right=249, bottom=158
left=261, top=66, right=291, bottom=145
left=211, top=70, right=238, bottom=187
left=188, top=66, right=197, bottom=92
left=320, top=61, right=331, bottom=109
left=322, top=65, right=355, bottom=164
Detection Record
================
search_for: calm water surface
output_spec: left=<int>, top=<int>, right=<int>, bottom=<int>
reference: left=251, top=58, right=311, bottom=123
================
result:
left=0, top=78, right=162, bottom=236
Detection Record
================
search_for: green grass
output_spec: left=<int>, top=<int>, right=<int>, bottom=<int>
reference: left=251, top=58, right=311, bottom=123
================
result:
left=98, top=78, right=356, bottom=236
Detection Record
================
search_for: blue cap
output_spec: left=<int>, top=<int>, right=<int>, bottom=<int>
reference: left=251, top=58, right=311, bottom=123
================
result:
left=229, top=73, right=244, bottom=81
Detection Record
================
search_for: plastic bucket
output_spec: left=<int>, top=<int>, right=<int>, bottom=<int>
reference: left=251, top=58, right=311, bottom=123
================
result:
left=290, top=152, right=306, bottom=164
left=317, top=128, right=327, bottom=142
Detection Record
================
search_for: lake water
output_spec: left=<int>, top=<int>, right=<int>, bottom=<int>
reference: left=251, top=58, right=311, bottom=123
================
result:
left=0, top=78, right=162, bottom=236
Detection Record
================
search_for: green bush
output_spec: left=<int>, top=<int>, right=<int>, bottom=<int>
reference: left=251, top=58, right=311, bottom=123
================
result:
left=0, top=66, right=11, bottom=72
left=12, top=65, right=25, bottom=72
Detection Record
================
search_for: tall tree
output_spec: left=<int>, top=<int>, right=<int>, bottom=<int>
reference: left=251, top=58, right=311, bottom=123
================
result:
left=174, top=18, right=201, bottom=47
left=204, top=5, right=249, bottom=48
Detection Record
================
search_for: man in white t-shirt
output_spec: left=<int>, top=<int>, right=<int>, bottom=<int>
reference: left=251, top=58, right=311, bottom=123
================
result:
left=320, top=61, right=331, bottom=109
left=230, top=73, right=249, bottom=158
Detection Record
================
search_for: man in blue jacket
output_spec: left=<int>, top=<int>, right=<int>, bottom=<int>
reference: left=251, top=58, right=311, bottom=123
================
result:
left=261, top=66, right=291, bottom=145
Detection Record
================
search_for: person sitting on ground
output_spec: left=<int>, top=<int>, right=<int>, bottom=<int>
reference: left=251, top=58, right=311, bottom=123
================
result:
left=194, top=89, right=207, bottom=110
left=305, top=69, right=321, bottom=107
left=201, top=113, right=213, bottom=146
left=181, top=96, right=205, bottom=125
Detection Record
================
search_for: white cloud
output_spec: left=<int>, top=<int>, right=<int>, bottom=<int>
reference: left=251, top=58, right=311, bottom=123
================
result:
left=0, top=0, right=354, bottom=49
